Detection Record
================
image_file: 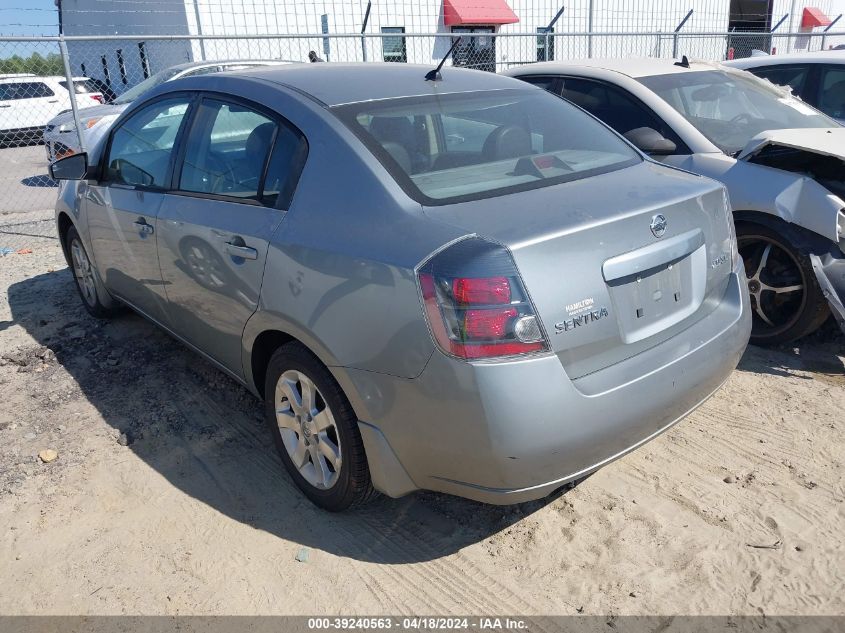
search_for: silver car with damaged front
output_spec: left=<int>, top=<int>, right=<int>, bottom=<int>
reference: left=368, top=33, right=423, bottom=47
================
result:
left=50, top=63, right=750, bottom=511
left=506, top=59, right=845, bottom=344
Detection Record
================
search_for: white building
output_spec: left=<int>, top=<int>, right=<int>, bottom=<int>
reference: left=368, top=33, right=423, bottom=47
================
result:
left=58, top=0, right=845, bottom=94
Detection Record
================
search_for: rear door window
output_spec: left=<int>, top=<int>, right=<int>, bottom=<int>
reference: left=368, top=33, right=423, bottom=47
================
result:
left=106, top=97, right=191, bottom=187
left=177, top=98, right=307, bottom=206
left=0, top=81, right=54, bottom=100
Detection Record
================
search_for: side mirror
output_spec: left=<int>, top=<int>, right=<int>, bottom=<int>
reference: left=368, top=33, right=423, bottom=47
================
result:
left=623, top=127, right=677, bottom=156
left=49, top=153, right=89, bottom=181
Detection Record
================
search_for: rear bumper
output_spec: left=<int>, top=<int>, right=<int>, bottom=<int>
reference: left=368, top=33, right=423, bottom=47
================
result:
left=810, top=252, right=845, bottom=333
left=347, top=262, right=751, bottom=505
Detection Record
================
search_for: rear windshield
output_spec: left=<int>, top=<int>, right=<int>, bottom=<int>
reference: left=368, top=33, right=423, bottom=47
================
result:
left=59, top=79, right=100, bottom=94
left=332, top=88, right=640, bottom=204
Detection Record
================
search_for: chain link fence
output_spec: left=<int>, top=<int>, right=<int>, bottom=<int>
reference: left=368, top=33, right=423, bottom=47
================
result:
left=1, top=29, right=844, bottom=248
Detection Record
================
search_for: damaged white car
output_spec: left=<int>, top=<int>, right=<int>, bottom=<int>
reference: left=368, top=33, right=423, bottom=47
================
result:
left=506, top=59, right=845, bottom=344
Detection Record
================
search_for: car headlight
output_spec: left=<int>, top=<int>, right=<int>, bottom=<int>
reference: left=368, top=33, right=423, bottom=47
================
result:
left=56, top=117, right=103, bottom=133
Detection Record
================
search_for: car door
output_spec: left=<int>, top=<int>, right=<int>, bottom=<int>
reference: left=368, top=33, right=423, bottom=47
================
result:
left=86, top=95, right=194, bottom=324
left=156, top=95, right=307, bottom=377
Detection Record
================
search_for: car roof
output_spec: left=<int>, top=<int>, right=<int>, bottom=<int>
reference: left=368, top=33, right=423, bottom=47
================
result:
left=0, top=75, right=68, bottom=83
left=724, top=50, right=845, bottom=68
left=234, top=62, right=528, bottom=106
left=168, top=59, right=290, bottom=72
left=506, top=58, right=727, bottom=79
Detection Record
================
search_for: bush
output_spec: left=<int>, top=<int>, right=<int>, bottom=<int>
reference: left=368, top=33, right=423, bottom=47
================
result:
left=0, top=52, right=65, bottom=76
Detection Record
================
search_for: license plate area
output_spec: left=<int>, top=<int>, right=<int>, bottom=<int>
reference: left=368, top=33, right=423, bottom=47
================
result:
left=607, top=246, right=706, bottom=344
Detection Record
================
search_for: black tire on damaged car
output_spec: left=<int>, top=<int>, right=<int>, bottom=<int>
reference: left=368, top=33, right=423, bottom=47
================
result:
left=735, top=219, right=830, bottom=346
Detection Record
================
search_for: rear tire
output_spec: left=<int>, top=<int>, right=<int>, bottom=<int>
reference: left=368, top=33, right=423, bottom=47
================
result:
left=263, top=342, right=376, bottom=511
left=65, top=225, right=120, bottom=319
left=736, top=222, right=829, bottom=346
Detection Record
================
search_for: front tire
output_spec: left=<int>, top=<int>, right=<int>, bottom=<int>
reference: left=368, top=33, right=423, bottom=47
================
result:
left=263, top=342, right=376, bottom=511
left=736, top=222, right=829, bottom=345
left=65, top=225, right=120, bottom=319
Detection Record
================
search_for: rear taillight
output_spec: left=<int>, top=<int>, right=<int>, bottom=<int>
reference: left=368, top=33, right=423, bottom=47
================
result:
left=90, top=94, right=104, bottom=103
left=418, top=238, right=549, bottom=361
left=722, top=187, right=739, bottom=267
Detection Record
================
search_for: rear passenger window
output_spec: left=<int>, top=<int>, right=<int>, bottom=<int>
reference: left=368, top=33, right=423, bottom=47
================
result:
left=262, top=124, right=308, bottom=208
left=106, top=98, right=190, bottom=187
left=0, top=81, right=54, bottom=100
left=178, top=98, right=307, bottom=206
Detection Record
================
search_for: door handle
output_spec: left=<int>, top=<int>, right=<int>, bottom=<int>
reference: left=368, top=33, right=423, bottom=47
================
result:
left=225, top=241, right=258, bottom=260
left=48, top=99, right=58, bottom=103
left=0, top=105, right=10, bottom=108
left=133, top=219, right=154, bottom=235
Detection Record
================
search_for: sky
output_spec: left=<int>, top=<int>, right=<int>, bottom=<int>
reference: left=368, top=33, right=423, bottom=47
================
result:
left=0, top=0, right=60, bottom=37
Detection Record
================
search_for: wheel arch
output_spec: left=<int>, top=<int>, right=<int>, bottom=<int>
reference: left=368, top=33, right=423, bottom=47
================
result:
left=243, top=317, right=366, bottom=419
left=56, top=211, right=74, bottom=267
left=733, top=210, right=835, bottom=254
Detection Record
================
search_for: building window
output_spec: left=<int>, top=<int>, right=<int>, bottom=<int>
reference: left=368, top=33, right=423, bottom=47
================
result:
left=117, top=49, right=127, bottom=84
left=537, top=27, right=554, bottom=61
left=451, top=27, right=496, bottom=73
left=138, top=42, right=150, bottom=79
left=381, top=27, right=407, bottom=63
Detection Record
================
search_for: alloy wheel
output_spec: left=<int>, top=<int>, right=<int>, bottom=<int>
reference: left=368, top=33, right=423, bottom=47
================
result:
left=70, top=238, right=97, bottom=307
left=739, top=235, right=805, bottom=338
left=274, top=370, right=342, bottom=490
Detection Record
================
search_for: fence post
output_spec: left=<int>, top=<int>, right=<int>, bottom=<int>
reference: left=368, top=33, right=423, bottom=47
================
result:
left=191, top=0, right=206, bottom=60
left=587, top=0, right=594, bottom=58
left=58, top=37, right=86, bottom=154
left=360, top=0, right=371, bottom=62
left=822, top=15, right=843, bottom=51
left=672, top=9, right=693, bottom=58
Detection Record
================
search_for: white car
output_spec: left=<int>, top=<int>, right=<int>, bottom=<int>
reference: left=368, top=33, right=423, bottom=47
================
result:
left=43, top=60, right=291, bottom=162
left=0, top=74, right=103, bottom=145
left=725, top=51, right=845, bottom=124
left=505, top=59, right=845, bottom=344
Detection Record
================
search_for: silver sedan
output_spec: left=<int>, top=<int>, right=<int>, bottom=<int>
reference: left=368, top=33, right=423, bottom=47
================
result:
left=50, top=63, right=750, bottom=510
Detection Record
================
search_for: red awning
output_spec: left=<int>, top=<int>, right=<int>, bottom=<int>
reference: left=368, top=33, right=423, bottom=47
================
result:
left=801, top=7, right=832, bottom=28
left=443, top=0, right=519, bottom=26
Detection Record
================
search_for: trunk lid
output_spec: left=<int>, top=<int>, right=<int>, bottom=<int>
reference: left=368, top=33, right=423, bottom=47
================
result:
left=423, top=161, right=734, bottom=379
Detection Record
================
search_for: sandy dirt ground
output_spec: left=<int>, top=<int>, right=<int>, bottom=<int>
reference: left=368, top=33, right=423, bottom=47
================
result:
left=0, top=210, right=843, bottom=616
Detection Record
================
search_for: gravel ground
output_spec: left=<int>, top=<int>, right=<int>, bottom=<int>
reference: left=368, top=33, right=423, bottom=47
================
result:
left=0, top=210, right=843, bottom=616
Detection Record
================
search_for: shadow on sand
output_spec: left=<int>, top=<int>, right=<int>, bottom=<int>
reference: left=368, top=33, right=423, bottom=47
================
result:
left=5, top=268, right=571, bottom=564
